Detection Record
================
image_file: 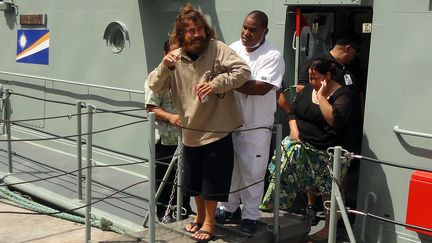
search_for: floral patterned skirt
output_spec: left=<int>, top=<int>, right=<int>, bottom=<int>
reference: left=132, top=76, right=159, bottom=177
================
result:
left=260, top=137, right=350, bottom=211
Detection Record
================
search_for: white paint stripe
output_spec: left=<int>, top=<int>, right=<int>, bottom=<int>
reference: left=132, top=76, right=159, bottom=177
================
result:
left=16, top=39, right=49, bottom=61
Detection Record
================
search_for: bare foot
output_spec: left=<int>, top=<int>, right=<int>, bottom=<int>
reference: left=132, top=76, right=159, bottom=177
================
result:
left=184, top=217, right=204, bottom=233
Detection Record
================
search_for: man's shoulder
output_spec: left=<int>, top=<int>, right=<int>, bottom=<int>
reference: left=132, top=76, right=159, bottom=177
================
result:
left=207, top=39, right=235, bottom=55
left=229, top=40, right=242, bottom=49
left=260, top=41, right=283, bottom=59
left=210, top=39, right=230, bottom=49
left=319, top=52, right=338, bottom=63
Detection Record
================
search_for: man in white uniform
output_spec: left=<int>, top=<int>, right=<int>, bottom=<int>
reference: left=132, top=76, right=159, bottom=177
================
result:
left=216, top=10, right=285, bottom=235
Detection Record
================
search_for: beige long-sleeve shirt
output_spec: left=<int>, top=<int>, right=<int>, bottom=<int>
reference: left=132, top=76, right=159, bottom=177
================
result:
left=148, top=39, right=251, bottom=147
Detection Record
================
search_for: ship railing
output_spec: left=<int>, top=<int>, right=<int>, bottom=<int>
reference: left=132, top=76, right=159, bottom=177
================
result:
left=142, top=124, right=284, bottom=243
left=0, top=88, right=158, bottom=242
left=327, top=146, right=356, bottom=243
left=6, top=83, right=432, bottom=243
left=0, top=89, right=286, bottom=243
left=327, top=146, right=432, bottom=243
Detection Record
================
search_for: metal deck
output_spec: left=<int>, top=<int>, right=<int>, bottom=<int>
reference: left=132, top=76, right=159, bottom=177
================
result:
left=105, top=212, right=310, bottom=243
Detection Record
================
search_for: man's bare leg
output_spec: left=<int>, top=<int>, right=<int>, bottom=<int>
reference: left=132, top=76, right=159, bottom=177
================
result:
left=192, top=199, right=217, bottom=241
left=185, top=196, right=205, bottom=233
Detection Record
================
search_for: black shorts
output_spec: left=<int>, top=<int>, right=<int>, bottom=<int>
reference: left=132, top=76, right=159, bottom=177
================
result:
left=182, top=133, right=234, bottom=201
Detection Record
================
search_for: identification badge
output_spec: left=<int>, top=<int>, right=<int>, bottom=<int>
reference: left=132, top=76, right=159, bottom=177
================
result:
left=344, top=74, right=353, bottom=85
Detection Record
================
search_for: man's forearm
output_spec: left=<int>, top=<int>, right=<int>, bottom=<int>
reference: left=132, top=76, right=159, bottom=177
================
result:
left=235, top=80, right=274, bottom=95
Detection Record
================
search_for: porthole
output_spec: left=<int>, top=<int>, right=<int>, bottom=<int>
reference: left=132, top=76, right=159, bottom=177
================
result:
left=103, top=21, right=129, bottom=54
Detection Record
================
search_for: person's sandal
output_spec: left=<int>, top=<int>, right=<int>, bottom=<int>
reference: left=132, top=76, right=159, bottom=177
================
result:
left=307, top=233, right=328, bottom=242
left=184, top=221, right=202, bottom=233
left=192, top=229, right=215, bottom=242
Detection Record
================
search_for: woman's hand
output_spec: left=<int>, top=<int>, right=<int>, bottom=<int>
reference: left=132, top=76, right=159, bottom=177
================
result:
left=290, top=129, right=300, bottom=142
left=288, top=120, right=300, bottom=142
left=317, top=79, right=336, bottom=127
left=317, top=79, right=327, bottom=99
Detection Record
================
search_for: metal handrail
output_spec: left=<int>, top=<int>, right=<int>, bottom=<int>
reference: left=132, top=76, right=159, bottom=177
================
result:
left=0, top=70, right=144, bottom=94
left=328, top=146, right=356, bottom=243
left=273, top=124, right=282, bottom=243
left=393, top=125, right=432, bottom=139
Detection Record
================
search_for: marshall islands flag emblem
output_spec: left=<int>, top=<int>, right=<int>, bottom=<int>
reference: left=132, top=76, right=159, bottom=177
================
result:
left=16, top=30, right=50, bottom=65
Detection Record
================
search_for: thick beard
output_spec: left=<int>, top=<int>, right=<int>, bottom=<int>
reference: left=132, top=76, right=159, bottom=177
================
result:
left=184, top=38, right=209, bottom=55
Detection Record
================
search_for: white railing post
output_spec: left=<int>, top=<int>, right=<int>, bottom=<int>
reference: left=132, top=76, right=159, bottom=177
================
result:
left=328, top=146, right=341, bottom=243
left=148, top=112, right=156, bottom=243
left=85, top=104, right=95, bottom=243
left=273, top=124, right=282, bottom=243
left=4, top=88, right=12, bottom=173
left=76, top=101, right=83, bottom=200
left=176, top=134, right=183, bottom=222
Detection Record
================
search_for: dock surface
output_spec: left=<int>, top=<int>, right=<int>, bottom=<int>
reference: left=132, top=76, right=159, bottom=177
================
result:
left=105, top=211, right=310, bottom=243
left=0, top=199, right=120, bottom=243
left=0, top=197, right=310, bottom=243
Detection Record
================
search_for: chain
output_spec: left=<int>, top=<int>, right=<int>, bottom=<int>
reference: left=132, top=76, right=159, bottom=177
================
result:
left=326, top=146, right=353, bottom=188
left=326, top=147, right=352, bottom=164
left=162, top=157, right=179, bottom=222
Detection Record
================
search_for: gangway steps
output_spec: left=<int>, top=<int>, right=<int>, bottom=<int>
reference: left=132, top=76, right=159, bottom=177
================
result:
left=104, top=212, right=310, bottom=243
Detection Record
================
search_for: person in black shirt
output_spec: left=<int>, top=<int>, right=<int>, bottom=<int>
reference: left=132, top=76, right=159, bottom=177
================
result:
left=261, top=58, right=353, bottom=241
left=293, top=58, right=353, bottom=240
left=296, top=31, right=363, bottom=94
left=296, top=31, right=364, bottom=153
left=297, top=33, right=365, bottom=214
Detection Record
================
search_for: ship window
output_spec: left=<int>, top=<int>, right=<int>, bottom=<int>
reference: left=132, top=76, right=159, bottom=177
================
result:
left=103, top=21, right=129, bottom=53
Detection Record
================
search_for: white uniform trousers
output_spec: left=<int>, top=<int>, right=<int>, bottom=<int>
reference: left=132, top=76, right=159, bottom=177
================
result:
left=219, top=129, right=271, bottom=220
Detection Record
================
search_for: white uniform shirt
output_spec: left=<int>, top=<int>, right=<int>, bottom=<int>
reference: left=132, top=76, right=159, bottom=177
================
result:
left=230, top=39, right=285, bottom=129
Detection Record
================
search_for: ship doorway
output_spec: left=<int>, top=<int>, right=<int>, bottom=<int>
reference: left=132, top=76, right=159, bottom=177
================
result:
left=283, top=3, right=373, bottom=223
left=286, top=6, right=373, bottom=92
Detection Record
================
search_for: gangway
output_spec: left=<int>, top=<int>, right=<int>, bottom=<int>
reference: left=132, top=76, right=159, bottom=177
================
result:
left=106, top=212, right=309, bottom=243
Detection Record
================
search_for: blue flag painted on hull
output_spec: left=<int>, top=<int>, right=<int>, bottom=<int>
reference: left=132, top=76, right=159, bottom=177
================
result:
left=16, top=30, right=50, bottom=65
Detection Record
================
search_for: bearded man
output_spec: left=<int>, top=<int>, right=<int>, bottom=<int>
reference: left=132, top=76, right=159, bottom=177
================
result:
left=148, top=3, right=250, bottom=242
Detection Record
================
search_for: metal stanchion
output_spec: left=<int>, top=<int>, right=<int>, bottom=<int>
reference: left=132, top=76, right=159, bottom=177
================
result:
left=4, top=89, right=12, bottom=173
left=142, top=142, right=180, bottom=226
left=334, top=191, right=356, bottom=242
left=76, top=101, right=83, bottom=200
left=148, top=112, right=156, bottom=243
left=328, top=146, right=341, bottom=243
left=0, top=85, right=4, bottom=135
left=273, top=124, right=282, bottom=243
left=176, top=134, right=183, bottom=222
left=85, top=104, right=95, bottom=243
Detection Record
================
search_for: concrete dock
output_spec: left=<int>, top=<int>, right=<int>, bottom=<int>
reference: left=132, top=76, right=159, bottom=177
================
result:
left=0, top=199, right=120, bottom=243
left=104, top=211, right=310, bottom=243
left=0, top=197, right=311, bottom=243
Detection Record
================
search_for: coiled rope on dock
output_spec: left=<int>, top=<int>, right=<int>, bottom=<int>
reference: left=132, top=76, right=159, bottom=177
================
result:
left=0, top=186, right=124, bottom=234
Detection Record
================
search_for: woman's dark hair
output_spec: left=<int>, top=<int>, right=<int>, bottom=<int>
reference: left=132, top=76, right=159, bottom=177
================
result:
left=308, top=58, right=338, bottom=78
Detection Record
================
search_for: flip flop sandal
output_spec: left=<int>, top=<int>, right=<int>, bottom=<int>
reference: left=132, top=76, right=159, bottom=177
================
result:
left=184, top=221, right=202, bottom=233
left=307, top=233, right=328, bottom=242
left=192, top=229, right=215, bottom=243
